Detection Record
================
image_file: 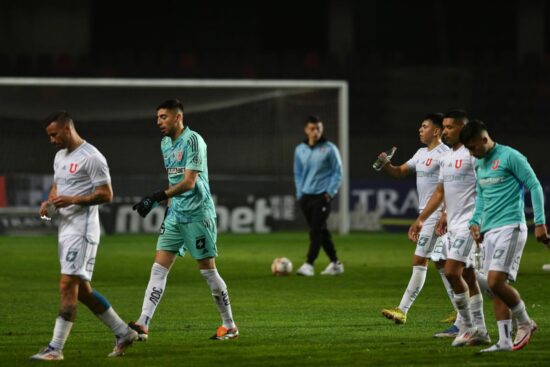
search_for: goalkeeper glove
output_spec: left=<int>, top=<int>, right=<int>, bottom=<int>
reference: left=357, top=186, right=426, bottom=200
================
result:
left=133, top=190, right=168, bottom=218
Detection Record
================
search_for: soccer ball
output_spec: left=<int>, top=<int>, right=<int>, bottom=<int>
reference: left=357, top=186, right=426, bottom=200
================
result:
left=271, top=257, right=293, bottom=276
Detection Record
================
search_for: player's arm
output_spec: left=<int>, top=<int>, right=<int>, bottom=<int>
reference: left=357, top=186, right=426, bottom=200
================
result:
left=39, top=184, right=57, bottom=216
left=468, top=180, right=485, bottom=244
left=382, top=163, right=411, bottom=179
left=52, top=183, right=113, bottom=208
left=293, top=148, right=303, bottom=199
left=325, top=145, right=343, bottom=201
left=408, top=183, right=444, bottom=241
left=133, top=169, right=199, bottom=218
left=509, top=152, right=549, bottom=245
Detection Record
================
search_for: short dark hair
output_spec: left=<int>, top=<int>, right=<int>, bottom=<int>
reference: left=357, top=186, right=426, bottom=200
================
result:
left=157, top=99, right=184, bottom=114
left=44, top=110, right=73, bottom=128
left=305, top=115, right=322, bottom=125
left=459, top=119, right=487, bottom=145
left=424, top=112, right=444, bottom=129
left=444, top=109, right=469, bottom=124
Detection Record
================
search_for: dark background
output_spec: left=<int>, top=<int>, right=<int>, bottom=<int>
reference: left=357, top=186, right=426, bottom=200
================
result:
left=1, top=0, right=549, bottom=179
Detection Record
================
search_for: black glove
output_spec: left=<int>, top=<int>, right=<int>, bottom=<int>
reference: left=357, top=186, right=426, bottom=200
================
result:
left=133, top=190, right=168, bottom=218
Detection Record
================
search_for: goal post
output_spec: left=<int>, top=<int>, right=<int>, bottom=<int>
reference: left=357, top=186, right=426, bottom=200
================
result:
left=0, top=77, right=349, bottom=234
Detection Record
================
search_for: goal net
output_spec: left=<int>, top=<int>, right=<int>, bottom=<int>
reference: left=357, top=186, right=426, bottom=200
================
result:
left=0, top=78, right=348, bottom=235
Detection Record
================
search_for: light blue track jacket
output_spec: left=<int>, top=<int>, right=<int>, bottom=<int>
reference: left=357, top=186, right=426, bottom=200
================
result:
left=294, top=137, right=343, bottom=199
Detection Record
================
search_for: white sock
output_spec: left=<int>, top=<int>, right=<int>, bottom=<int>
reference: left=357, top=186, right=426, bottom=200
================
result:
left=200, top=269, right=236, bottom=329
left=497, top=319, right=513, bottom=346
left=511, top=300, right=530, bottom=326
left=470, top=294, right=487, bottom=332
left=96, top=307, right=130, bottom=337
left=453, top=292, right=472, bottom=328
left=49, top=316, right=73, bottom=350
left=138, top=263, right=169, bottom=327
left=398, top=265, right=427, bottom=314
left=438, top=268, right=456, bottom=307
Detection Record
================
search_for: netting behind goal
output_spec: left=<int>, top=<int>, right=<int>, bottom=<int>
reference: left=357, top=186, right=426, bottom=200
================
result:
left=0, top=79, right=348, bottom=234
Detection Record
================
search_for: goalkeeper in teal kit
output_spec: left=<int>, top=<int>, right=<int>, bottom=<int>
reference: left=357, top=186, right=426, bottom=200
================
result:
left=460, top=120, right=549, bottom=353
left=130, top=99, right=238, bottom=341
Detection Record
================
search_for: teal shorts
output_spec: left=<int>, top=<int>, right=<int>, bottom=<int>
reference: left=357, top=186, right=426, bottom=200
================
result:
left=156, top=216, right=218, bottom=259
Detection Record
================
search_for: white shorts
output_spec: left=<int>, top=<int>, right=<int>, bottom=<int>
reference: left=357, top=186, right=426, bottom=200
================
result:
left=447, top=229, right=477, bottom=268
left=414, top=213, right=441, bottom=258
left=430, top=232, right=450, bottom=262
left=58, top=235, right=98, bottom=281
left=483, top=223, right=527, bottom=282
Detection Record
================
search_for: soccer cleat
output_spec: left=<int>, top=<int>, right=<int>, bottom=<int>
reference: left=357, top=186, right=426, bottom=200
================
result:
left=296, top=263, right=314, bottom=277
left=451, top=327, right=478, bottom=347
left=467, top=329, right=491, bottom=346
left=440, top=310, right=457, bottom=324
left=108, top=329, right=138, bottom=357
left=30, top=345, right=64, bottom=361
left=433, top=324, right=460, bottom=338
left=321, top=261, right=344, bottom=275
left=381, top=307, right=407, bottom=324
left=478, top=343, right=513, bottom=353
left=128, top=321, right=149, bottom=341
left=513, top=319, right=537, bottom=351
left=210, top=326, right=239, bottom=340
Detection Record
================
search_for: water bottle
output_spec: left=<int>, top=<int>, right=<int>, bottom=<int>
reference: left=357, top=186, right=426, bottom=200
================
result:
left=373, top=146, right=397, bottom=171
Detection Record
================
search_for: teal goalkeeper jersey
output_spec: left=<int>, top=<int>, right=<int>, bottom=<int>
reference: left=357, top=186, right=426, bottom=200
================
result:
left=161, top=127, right=216, bottom=223
left=469, top=143, right=546, bottom=232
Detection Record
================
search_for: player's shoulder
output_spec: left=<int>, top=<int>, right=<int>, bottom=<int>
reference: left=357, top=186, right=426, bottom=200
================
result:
left=498, top=144, right=527, bottom=162
left=324, top=140, right=340, bottom=152
left=435, top=143, right=450, bottom=154
left=79, top=142, right=106, bottom=160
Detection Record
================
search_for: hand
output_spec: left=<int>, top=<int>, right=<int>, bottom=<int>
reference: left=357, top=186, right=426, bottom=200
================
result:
left=534, top=224, right=550, bottom=246
left=51, top=196, right=75, bottom=208
left=435, top=214, right=447, bottom=236
left=39, top=201, right=49, bottom=216
left=133, top=190, right=168, bottom=218
left=470, top=224, right=484, bottom=244
left=408, top=218, right=423, bottom=242
left=324, top=193, right=332, bottom=202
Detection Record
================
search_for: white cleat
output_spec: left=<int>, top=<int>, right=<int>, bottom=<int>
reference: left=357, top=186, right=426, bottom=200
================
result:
left=467, top=329, right=491, bottom=346
left=321, top=261, right=344, bottom=275
left=451, top=327, right=478, bottom=347
left=478, top=343, right=513, bottom=353
left=108, top=329, right=138, bottom=357
left=296, top=263, right=314, bottom=276
left=30, top=345, right=64, bottom=361
left=513, top=319, right=537, bottom=351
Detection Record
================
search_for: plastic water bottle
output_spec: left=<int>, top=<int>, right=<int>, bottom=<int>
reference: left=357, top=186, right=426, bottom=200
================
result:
left=373, top=147, right=397, bottom=171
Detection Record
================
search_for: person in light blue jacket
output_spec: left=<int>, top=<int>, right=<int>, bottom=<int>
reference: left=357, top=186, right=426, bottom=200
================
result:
left=294, top=115, right=343, bottom=276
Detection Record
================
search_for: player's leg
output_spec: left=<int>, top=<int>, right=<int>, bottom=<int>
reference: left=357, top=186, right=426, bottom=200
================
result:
left=30, top=274, right=78, bottom=361
left=185, top=218, right=238, bottom=340
left=463, top=267, right=490, bottom=344
left=445, top=235, right=479, bottom=348
left=483, top=224, right=534, bottom=351
left=77, top=281, right=138, bottom=356
left=316, top=197, right=343, bottom=275
left=31, top=235, right=87, bottom=360
left=130, top=216, right=180, bottom=339
left=297, top=195, right=318, bottom=276
left=382, top=219, right=437, bottom=324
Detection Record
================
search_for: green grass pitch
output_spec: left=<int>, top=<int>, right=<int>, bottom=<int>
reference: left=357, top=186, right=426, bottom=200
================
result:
left=1, top=232, right=549, bottom=366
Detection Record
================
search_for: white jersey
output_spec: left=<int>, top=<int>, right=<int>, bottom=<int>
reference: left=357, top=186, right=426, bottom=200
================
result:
left=406, top=143, right=449, bottom=212
left=438, top=145, right=477, bottom=232
left=53, top=141, right=110, bottom=242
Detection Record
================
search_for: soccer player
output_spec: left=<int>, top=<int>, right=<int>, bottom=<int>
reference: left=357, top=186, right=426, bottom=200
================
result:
left=377, top=113, right=458, bottom=328
left=294, top=115, right=344, bottom=276
left=459, top=120, right=549, bottom=352
left=129, top=99, right=238, bottom=341
left=31, top=111, right=138, bottom=361
left=409, top=110, right=490, bottom=347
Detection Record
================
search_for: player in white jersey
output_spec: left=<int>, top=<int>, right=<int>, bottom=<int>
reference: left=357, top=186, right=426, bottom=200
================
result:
left=30, top=111, right=137, bottom=361
left=409, top=110, right=490, bottom=347
left=376, top=113, right=457, bottom=327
